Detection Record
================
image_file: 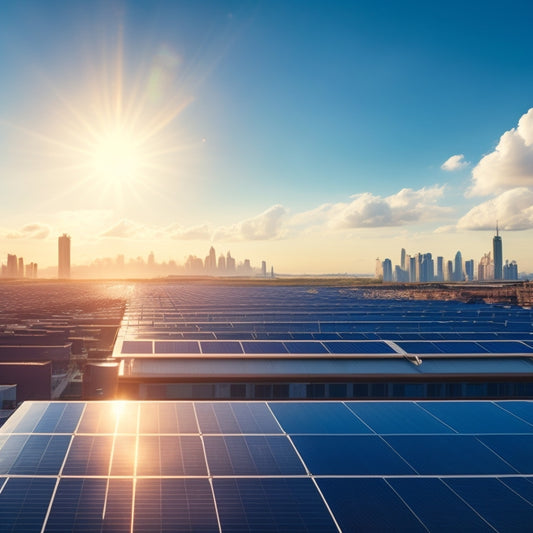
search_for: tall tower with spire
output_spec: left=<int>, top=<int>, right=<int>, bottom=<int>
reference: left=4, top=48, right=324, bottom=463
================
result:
left=493, top=223, right=503, bottom=280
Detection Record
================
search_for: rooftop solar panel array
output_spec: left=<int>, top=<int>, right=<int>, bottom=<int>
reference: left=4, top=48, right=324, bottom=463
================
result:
left=113, top=285, right=533, bottom=364
left=1, top=399, right=533, bottom=531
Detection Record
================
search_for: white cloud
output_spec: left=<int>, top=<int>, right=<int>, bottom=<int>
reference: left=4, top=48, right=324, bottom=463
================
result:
left=100, top=219, right=149, bottom=239
left=321, top=186, right=449, bottom=229
left=441, top=154, right=469, bottom=171
left=213, top=205, right=287, bottom=241
left=458, top=187, right=533, bottom=230
left=168, top=224, right=211, bottom=240
left=4, top=223, right=51, bottom=240
left=469, top=108, right=533, bottom=196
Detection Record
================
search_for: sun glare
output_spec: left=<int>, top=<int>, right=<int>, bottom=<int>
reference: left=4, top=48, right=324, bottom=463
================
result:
left=90, top=128, right=142, bottom=185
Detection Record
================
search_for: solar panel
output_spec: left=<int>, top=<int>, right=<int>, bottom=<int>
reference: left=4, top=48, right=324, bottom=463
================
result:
left=292, top=435, right=415, bottom=475
left=270, top=402, right=371, bottom=434
left=387, top=478, right=493, bottom=531
left=420, top=401, right=533, bottom=433
left=2, top=399, right=533, bottom=532
left=444, top=478, right=533, bottom=530
left=324, top=341, right=397, bottom=354
left=384, top=435, right=517, bottom=475
left=154, top=340, right=200, bottom=353
left=283, top=341, right=328, bottom=354
left=346, top=401, right=453, bottom=434
left=242, top=341, right=288, bottom=353
left=200, top=341, right=243, bottom=353
left=213, top=478, right=338, bottom=532
left=204, top=435, right=305, bottom=475
left=318, top=478, right=427, bottom=532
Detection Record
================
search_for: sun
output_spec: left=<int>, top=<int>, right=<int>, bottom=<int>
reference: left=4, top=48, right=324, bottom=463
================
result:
left=89, top=127, right=143, bottom=186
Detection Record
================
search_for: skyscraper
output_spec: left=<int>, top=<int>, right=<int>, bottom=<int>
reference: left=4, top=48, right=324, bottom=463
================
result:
left=493, top=225, right=503, bottom=280
left=454, top=251, right=463, bottom=282
left=58, top=234, right=71, bottom=278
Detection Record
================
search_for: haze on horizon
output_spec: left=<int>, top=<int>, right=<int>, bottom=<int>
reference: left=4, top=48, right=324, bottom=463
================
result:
left=1, top=0, right=533, bottom=275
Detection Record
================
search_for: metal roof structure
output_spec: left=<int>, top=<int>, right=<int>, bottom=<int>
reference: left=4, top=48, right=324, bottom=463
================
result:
left=1, top=399, right=533, bottom=531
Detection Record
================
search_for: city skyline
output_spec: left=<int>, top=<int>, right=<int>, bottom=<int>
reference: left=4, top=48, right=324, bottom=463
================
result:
left=379, top=228, right=520, bottom=282
left=2, top=1, right=533, bottom=274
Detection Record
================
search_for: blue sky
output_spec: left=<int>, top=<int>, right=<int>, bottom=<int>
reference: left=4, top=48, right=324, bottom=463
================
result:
left=1, top=0, right=533, bottom=274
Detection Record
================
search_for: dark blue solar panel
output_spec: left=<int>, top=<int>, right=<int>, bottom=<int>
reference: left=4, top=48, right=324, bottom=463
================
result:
left=154, top=340, right=200, bottom=353
left=324, top=341, right=397, bottom=354
left=134, top=479, right=218, bottom=532
left=395, top=341, right=442, bottom=354
left=45, top=478, right=132, bottom=532
left=292, top=435, right=415, bottom=475
left=200, top=341, right=243, bottom=353
left=338, top=332, right=367, bottom=340
left=312, top=333, right=341, bottom=340
left=9, top=435, right=70, bottom=475
left=136, top=436, right=207, bottom=475
left=444, top=478, right=533, bottom=531
left=242, top=341, right=288, bottom=353
left=0, top=435, right=27, bottom=474
left=204, top=435, right=305, bottom=475
left=478, top=435, right=533, bottom=473
left=499, top=477, right=533, bottom=506
left=0, top=477, right=56, bottom=533
left=214, top=478, right=338, bottom=532
left=496, top=401, right=533, bottom=425
left=432, top=341, right=488, bottom=353
left=270, top=402, right=371, bottom=434
left=283, top=341, right=328, bottom=354
left=346, top=401, right=453, bottom=434
left=388, top=478, right=494, bottom=532
left=196, top=402, right=282, bottom=434
left=121, top=340, right=152, bottom=353
left=478, top=341, right=533, bottom=353
left=420, top=401, right=533, bottom=433
left=318, top=478, right=426, bottom=532
left=32, top=402, right=83, bottom=434
left=384, top=435, right=517, bottom=475
left=63, top=436, right=113, bottom=476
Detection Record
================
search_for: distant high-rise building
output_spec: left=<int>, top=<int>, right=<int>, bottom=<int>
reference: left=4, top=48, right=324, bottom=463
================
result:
left=382, top=259, right=393, bottom=282
left=226, top=251, right=236, bottom=274
left=504, top=260, right=518, bottom=280
left=375, top=258, right=383, bottom=279
left=205, top=246, right=217, bottom=273
left=465, top=259, right=475, bottom=281
left=18, top=257, right=24, bottom=278
left=6, top=254, right=18, bottom=278
left=409, top=256, right=416, bottom=282
left=436, top=256, right=444, bottom=282
left=493, top=225, right=503, bottom=280
left=217, top=254, right=226, bottom=272
left=58, top=234, right=71, bottom=278
left=261, top=261, right=267, bottom=277
left=478, top=252, right=492, bottom=281
left=446, top=260, right=453, bottom=281
left=454, top=251, right=463, bottom=282
left=400, top=248, right=406, bottom=271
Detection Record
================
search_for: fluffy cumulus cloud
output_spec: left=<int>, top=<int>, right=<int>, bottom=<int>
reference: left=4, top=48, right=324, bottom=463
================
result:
left=324, top=186, right=448, bottom=229
left=458, top=187, right=533, bottom=230
left=213, top=205, right=287, bottom=241
left=4, top=223, right=50, bottom=239
left=441, top=154, right=469, bottom=171
left=168, top=224, right=211, bottom=240
left=469, top=108, right=533, bottom=196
